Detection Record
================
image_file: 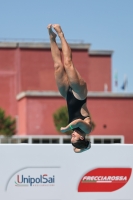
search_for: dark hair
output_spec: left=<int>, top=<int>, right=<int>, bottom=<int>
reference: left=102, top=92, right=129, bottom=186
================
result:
left=72, top=138, right=90, bottom=149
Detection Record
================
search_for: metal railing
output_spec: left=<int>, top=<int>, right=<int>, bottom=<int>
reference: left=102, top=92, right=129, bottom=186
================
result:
left=0, top=135, right=124, bottom=144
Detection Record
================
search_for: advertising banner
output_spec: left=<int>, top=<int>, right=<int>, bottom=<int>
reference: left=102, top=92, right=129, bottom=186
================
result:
left=0, top=144, right=133, bottom=200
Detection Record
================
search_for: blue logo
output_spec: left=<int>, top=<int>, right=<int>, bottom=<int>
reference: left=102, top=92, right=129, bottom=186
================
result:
left=15, top=174, right=55, bottom=187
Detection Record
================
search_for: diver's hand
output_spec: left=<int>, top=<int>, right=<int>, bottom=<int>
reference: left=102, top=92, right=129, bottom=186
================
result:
left=60, top=127, right=67, bottom=133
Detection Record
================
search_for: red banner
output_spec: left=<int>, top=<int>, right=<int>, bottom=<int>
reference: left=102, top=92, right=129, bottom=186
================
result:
left=78, top=168, right=132, bottom=192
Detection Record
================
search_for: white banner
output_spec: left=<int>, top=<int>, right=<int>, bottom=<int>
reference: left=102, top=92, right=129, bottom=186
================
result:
left=0, top=144, right=133, bottom=200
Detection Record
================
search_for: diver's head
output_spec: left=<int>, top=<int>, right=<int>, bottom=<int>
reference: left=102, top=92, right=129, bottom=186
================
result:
left=71, top=128, right=90, bottom=149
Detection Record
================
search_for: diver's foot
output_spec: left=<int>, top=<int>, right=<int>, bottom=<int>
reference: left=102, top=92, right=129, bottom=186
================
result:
left=47, top=24, right=57, bottom=41
left=52, top=24, right=64, bottom=37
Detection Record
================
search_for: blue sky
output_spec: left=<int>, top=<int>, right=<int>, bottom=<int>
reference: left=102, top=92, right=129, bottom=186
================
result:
left=0, top=0, right=133, bottom=92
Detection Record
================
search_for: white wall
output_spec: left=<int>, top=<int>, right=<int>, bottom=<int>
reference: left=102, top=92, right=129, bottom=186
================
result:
left=0, top=144, right=133, bottom=200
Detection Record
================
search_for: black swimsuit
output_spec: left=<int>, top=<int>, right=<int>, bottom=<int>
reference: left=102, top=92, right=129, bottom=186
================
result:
left=66, top=86, right=89, bottom=124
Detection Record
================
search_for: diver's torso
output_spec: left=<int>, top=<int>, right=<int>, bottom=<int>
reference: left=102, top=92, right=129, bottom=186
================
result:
left=67, top=86, right=90, bottom=123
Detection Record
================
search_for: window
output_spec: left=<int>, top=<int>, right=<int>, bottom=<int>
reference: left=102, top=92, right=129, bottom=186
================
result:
left=92, top=136, right=123, bottom=144
left=63, top=138, right=71, bottom=143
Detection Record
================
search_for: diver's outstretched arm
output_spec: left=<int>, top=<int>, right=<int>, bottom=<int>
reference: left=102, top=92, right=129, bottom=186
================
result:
left=60, top=118, right=92, bottom=134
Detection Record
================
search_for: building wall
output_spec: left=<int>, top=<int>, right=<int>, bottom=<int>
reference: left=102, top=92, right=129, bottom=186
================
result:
left=19, top=49, right=90, bottom=91
left=17, top=98, right=27, bottom=134
left=88, top=97, right=133, bottom=143
left=0, top=45, right=111, bottom=117
left=88, top=55, right=111, bottom=91
left=0, top=48, right=18, bottom=116
left=1, top=44, right=120, bottom=142
left=18, top=96, right=66, bottom=135
left=18, top=96, right=133, bottom=143
left=20, top=49, right=56, bottom=91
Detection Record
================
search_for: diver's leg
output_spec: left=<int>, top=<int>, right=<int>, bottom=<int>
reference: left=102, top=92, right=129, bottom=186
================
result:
left=52, top=24, right=87, bottom=99
left=47, top=24, right=69, bottom=98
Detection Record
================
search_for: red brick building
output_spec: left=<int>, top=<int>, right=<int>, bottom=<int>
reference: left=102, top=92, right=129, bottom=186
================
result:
left=0, top=42, right=133, bottom=143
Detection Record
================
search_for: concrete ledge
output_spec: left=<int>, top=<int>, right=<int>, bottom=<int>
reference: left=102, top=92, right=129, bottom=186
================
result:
left=18, top=42, right=91, bottom=50
left=0, top=41, right=91, bottom=50
left=16, top=91, right=61, bottom=100
left=87, top=92, right=133, bottom=98
left=0, top=42, right=114, bottom=54
left=0, top=42, right=18, bottom=48
left=89, top=50, right=113, bottom=56
left=16, top=91, right=133, bottom=100
left=19, top=42, right=51, bottom=49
